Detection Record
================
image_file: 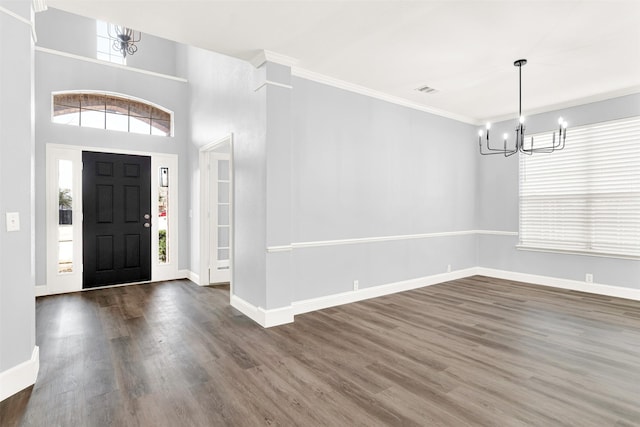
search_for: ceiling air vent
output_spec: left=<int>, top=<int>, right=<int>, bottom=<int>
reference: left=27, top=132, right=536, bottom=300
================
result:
left=415, top=85, right=437, bottom=94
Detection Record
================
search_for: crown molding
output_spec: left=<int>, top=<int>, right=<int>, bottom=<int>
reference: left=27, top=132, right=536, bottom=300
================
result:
left=250, top=50, right=299, bottom=68
left=249, top=50, right=639, bottom=127
left=483, top=86, right=640, bottom=125
left=292, top=66, right=477, bottom=125
left=32, top=0, right=47, bottom=13
left=253, top=80, right=293, bottom=92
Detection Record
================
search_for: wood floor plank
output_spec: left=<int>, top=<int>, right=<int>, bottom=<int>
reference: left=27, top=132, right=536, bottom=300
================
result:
left=2, top=276, right=640, bottom=426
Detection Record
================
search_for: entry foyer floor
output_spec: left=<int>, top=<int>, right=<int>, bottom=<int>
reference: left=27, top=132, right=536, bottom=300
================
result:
left=1, top=276, right=640, bottom=426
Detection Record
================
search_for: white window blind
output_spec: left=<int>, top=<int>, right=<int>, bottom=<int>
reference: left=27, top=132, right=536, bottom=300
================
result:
left=519, top=116, right=640, bottom=258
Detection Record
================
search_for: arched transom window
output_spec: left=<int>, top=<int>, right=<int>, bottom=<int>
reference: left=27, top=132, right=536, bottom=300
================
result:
left=52, top=92, right=172, bottom=137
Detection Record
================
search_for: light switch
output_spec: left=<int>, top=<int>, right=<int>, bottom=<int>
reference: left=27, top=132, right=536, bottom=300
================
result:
left=6, top=212, right=20, bottom=232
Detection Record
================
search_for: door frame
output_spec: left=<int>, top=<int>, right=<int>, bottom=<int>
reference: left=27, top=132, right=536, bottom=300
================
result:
left=45, top=144, right=178, bottom=295
left=199, top=134, right=234, bottom=300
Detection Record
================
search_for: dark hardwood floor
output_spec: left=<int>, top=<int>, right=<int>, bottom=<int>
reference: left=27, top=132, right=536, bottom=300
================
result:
left=2, top=276, right=640, bottom=426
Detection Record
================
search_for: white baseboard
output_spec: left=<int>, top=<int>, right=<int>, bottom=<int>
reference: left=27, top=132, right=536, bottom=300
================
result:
left=230, top=295, right=264, bottom=325
left=476, top=267, right=640, bottom=301
left=178, top=269, right=199, bottom=285
left=230, top=295, right=294, bottom=328
left=292, top=267, right=477, bottom=315
left=231, top=265, right=638, bottom=328
left=264, top=305, right=295, bottom=327
left=35, top=285, right=48, bottom=297
left=0, top=346, right=39, bottom=402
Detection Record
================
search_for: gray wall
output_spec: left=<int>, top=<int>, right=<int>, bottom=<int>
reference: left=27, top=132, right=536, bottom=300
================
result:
left=184, top=45, right=267, bottom=308
left=477, top=93, right=640, bottom=289
left=0, top=0, right=36, bottom=372
left=35, top=8, right=179, bottom=77
left=290, top=77, right=478, bottom=302
left=186, top=62, right=479, bottom=308
left=264, top=63, right=293, bottom=309
left=34, top=12, right=190, bottom=286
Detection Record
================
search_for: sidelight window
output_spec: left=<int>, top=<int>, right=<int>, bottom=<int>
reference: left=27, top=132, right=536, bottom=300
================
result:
left=158, top=167, right=169, bottom=264
left=58, top=159, right=74, bottom=273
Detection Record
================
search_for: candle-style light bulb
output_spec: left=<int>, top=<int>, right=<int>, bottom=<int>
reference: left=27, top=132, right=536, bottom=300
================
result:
left=503, top=133, right=508, bottom=140
left=519, top=115, right=525, bottom=124
left=562, top=121, right=568, bottom=129
left=478, top=129, right=483, bottom=137
left=486, top=123, right=491, bottom=130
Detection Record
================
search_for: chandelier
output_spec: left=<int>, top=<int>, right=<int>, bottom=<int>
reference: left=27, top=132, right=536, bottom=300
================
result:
left=478, top=59, right=567, bottom=157
left=108, top=25, right=141, bottom=58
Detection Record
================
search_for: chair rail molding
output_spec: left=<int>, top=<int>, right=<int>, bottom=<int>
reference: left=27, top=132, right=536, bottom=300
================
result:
left=266, top=229, right=518, bottom=252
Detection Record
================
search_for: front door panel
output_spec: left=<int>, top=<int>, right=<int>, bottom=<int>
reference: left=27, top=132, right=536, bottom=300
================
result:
left=83, top=151, right=151, bottom=288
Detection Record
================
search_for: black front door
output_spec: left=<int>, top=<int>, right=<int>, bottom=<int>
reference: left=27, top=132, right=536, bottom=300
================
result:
left=83, top=151, right=151, bottom=288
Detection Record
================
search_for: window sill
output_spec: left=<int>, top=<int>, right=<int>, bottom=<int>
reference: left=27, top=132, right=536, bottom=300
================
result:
left=515, top=245, right=640, bottom=261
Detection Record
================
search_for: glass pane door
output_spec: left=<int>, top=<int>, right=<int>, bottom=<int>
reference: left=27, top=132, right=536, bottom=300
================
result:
left=216, top=159, right=230, bottom=269
left=209, top=153, right=231, bottom=284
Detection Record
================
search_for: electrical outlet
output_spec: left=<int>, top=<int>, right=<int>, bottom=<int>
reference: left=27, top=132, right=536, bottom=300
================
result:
left=447, top=264, right=452, bottom=273
left=353, top=280, right=359, bottom=291
left=585, top=273, right=593, bottom=283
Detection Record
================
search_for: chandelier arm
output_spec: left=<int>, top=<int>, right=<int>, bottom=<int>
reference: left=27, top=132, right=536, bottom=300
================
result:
left=479, top=137, right=516, bottom=155
left=522, top=133, right=562, bottom=153
left=479, top=141, right=511, bottom=155
left=504, top=138, right=517, bottom=157
left=553, top=130, right=567, bottom=150
left=480, top=132, right=519, bottom=156
left=485, top=140, right=508, bottom=152
left=480, top=150, right=508, bottom=156
left=521, top=134, right=555, bottom=153
left=480, top=134, right=510, bottom=153
left=519, top=144, right=533, bottom=155
left=521, top=145, right=556, bottom=154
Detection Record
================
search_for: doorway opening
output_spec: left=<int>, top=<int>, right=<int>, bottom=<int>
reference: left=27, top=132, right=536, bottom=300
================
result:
left=199, top=134, right=233, bottom=299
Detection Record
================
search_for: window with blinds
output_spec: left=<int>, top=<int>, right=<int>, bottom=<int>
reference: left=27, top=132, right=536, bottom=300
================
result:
left=519, top=116, right=640, bottom=258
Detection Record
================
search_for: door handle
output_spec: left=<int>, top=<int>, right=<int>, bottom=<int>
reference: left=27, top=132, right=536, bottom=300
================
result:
left=144, top=213, right=151, bottom=219
left=144, top=222, right=151, bottom=228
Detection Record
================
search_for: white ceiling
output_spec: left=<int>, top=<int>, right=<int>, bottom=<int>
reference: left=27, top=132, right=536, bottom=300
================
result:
left=48, top=1, right=640, bottom=124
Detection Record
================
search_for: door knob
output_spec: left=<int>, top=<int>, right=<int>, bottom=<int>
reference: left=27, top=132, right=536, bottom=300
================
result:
left=144, top=213, right=151, bottom=219
left=144, top=222, right=151, bottom=228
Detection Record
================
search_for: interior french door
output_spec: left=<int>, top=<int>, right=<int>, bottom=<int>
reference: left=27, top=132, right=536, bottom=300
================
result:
left=209, top=152, right=231, bottom=284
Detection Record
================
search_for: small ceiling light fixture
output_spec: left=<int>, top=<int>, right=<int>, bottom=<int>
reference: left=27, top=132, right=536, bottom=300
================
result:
left=478, top=59, right=567, bottom=157
left=108, top=24, right=141, bottom=58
